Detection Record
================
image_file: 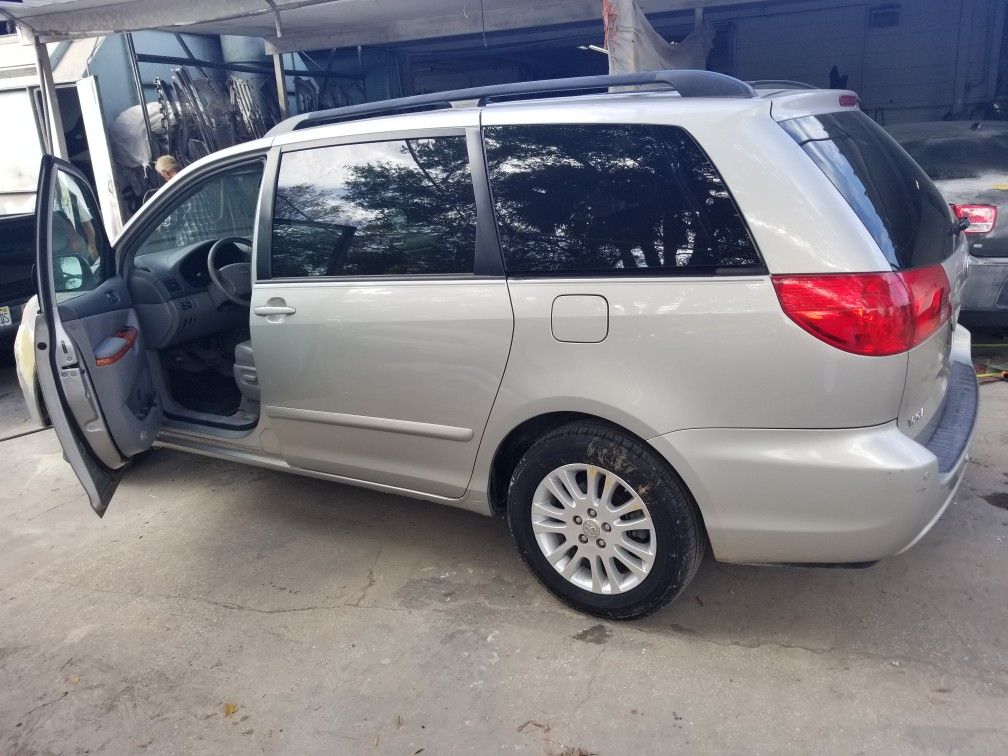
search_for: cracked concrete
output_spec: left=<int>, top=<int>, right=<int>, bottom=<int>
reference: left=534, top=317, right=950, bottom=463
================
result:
left=0, top=362, right=1006, bottom=754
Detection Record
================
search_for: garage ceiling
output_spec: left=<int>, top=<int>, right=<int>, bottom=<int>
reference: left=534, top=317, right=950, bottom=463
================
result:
left=1, top=0, right=782, bottom=53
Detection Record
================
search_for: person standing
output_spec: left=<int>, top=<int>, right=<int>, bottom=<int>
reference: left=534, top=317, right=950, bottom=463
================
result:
left=155, top=154, right=181, bottom=182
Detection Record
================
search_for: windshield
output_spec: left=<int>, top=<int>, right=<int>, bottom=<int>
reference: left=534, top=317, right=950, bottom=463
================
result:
left=781, top=111, right=953, bottom=270
left=135, top=166, right=263, bottom=257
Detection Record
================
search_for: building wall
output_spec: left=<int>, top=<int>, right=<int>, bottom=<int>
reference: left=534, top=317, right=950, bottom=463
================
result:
left=719, top=0, right=1005, bottom=123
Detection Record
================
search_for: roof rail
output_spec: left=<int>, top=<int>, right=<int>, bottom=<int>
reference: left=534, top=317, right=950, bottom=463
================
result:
left=747, top=80, right=819, bottom=91
left=267, top=69, right=757, bottom=136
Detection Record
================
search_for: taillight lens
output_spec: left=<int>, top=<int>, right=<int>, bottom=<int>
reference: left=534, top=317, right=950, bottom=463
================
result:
left=952, top=203, right=997, bottom=234
left=772, top=264, right=951, bottom=356
left=901, top=265, right=953, bottom=344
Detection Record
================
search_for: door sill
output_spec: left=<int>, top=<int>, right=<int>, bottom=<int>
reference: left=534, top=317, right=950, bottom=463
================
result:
left=162, top=409, right=259, bottom=435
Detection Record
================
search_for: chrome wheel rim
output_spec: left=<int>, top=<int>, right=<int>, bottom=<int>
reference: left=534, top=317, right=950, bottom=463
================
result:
left=531, top=463, right=657, bottom=595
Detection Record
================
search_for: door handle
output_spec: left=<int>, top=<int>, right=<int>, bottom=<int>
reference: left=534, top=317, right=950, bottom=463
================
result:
left=254, top=305, right=296, bottom=317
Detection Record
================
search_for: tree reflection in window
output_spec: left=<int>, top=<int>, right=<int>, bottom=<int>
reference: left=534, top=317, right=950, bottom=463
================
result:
left=484, top=124, right=761, bottom=275
left=271, top=137, right=476, bottom=277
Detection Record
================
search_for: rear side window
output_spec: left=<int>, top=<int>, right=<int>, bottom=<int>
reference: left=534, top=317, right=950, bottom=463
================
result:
left=781, top=111, right=953, bottom=270
left=483, top=124, right=761, bottom=276
left=271, top=136, right=476, bottom=277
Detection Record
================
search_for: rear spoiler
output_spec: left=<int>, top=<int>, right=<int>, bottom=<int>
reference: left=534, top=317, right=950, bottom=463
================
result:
left=759, top=89, right=861, bottom=121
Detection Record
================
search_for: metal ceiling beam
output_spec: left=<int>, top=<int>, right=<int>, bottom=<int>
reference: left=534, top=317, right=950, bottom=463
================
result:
left=31, top=34, right=68, bottom=159
left=4, top=0, right=789, bottom=47
left=264, top=0, right=600, bottom=54
left=1, top=0, right=325, bottom=42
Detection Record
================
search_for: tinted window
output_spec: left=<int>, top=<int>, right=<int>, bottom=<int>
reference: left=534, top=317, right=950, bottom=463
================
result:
left=135, top=165, right=263, bottom=256
left=271, top=137, right=476, bottom=277
left=483, top=124, right=761, bottom=275
left=781, top=112, right=953, bottom=270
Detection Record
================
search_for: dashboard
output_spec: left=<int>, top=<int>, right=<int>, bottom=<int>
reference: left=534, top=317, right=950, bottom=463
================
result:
left=128, top=240, right=251, bottom=349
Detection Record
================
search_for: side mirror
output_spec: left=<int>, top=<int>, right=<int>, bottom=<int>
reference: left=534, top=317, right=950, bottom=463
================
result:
left=53, top=254, right=96, bottom=293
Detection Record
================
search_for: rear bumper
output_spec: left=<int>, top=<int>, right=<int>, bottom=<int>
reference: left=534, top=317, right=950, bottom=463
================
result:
left=649, top=359, right=979, bottom=565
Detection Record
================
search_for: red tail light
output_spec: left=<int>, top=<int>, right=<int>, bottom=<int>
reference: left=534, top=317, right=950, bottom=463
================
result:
left=952, top=203, right=997, bottom=234
left=772, top=264, right=951, bottom=356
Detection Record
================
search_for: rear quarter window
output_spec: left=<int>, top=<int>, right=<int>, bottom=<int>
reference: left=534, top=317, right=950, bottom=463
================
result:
left=780, top=111, right=953, bottom=270
left=483, top=123, right=762, bottom=276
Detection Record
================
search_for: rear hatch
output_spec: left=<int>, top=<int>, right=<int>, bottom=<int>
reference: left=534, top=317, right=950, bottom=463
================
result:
left=779, top=109, right=969, bottom=442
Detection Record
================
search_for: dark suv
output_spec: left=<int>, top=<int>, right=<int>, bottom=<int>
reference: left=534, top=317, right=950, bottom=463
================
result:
left=887, top=120, right=1008, bottom=330
left=0, top=212, right=35, bottom=345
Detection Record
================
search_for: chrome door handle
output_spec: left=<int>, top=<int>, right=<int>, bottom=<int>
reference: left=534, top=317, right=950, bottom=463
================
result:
left=254, top=305, right=296, bottom=316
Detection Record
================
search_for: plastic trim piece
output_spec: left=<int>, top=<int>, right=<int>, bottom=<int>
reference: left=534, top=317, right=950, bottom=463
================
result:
left=920, top=360, right=979, bottom=474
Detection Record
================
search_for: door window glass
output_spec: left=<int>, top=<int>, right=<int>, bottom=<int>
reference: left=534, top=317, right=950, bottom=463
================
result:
left=271, top=137, right=476, bottom=277
left=483, top=124, right=762, bottom=275
left=135, top=164, right=263, bottom=256
left=50, top=169, right=110, bottom=299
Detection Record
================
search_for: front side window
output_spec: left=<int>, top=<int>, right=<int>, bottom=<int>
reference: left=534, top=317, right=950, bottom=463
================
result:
left=270, top=136, right=476, bottom=278
left=483, top=123, right=761, bottom=275
left=50, top=169, right=110, bottom=300
left=135, top=164, right=264, bottom=256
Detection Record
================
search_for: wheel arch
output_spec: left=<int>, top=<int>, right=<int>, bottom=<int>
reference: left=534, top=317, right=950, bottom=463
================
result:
left=485, top=411, right=709, bottom=544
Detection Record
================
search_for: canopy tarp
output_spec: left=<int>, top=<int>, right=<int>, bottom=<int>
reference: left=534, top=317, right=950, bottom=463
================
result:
left=1, top=0, right=768, bottom=53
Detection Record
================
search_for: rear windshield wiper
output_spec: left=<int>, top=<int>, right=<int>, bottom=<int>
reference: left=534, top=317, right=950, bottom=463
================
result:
left=951, top=216, right=971, bottom=235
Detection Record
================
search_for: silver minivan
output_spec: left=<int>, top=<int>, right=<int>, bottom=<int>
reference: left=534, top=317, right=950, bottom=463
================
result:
left=18, top=71, right=978, bottom=619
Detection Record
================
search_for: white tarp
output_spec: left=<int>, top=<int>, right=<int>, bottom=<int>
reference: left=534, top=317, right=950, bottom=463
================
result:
left=603, top=0, right=714, bottom=74
left=108, top=102, right=167, bottom=169
left=1, top=0, right=752, bottom=53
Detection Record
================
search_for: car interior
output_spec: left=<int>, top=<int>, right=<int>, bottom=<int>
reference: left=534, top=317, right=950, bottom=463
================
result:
left=123, top=163, right=265, bottom=432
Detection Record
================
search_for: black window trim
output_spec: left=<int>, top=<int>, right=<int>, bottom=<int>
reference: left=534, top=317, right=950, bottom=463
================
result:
left=260, top=127, right=500, bottom=282
left=479, top=121, right=767, bottom=279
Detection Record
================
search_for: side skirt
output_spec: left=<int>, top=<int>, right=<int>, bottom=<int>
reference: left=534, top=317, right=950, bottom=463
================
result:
left=153, top=432, right=493, bottom=515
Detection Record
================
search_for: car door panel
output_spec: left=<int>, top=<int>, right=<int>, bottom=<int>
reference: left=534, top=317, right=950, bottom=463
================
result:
left=34, top=156, right=161, bottom=515
left=59, top=289, right=161, bottom=458
left=252, top=278, right=513, bottom=498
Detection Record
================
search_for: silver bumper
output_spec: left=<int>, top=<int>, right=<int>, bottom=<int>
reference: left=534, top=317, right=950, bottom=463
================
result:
left=649, top=362, right=979, bottom=566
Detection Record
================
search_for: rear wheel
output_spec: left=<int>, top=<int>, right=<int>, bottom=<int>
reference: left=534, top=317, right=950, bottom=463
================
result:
left=506, top=421, right=704, bottom=620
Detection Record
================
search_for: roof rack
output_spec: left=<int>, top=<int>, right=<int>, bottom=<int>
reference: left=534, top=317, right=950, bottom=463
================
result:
left=267, top=69, right=757, bottom=136
left=747, top=80, right=819, bottom=91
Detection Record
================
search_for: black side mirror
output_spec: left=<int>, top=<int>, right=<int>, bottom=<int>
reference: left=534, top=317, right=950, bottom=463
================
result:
left=53, top=253, right=97, bottom=293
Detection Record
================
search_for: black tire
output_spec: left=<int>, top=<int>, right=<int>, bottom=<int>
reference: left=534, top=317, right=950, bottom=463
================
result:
left=506, top=420, right=704, bottom=620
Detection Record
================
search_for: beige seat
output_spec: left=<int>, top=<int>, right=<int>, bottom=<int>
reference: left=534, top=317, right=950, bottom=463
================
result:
left=233, top=340, right=259, bottom=402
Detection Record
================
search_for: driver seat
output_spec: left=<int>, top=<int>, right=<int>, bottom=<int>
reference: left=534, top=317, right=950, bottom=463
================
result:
left=233, top=340, right=260, bottom=403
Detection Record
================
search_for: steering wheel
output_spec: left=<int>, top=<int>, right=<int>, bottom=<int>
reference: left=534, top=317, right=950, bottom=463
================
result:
left=207, top=237, right=253, bottom=306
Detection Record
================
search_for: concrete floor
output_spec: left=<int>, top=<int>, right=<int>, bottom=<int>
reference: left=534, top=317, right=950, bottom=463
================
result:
left=1, top=356, right=1007, bottom=755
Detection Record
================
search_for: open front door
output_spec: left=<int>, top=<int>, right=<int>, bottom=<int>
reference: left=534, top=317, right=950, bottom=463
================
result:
left=34, top=155, right=162, bottom=516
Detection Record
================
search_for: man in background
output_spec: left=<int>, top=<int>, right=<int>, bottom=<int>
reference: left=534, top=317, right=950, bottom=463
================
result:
left=155, top=154, right=181, bottom=182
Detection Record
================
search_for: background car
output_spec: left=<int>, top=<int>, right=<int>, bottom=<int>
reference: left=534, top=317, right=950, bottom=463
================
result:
left=887, top=121, right=1008, bottom=331
left=0, top=212, right=35, bottom=349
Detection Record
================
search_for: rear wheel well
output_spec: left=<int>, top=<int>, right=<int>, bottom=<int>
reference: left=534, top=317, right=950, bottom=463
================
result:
left=487, top=413, right=711, bottom=556
left=488, top=412, right=593, bottom=516
left=487, top=413, right=703, bottom=517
